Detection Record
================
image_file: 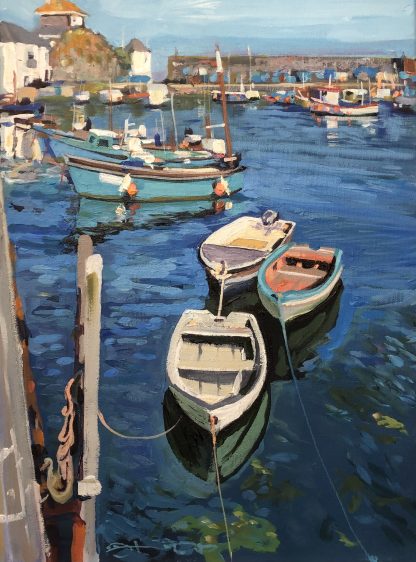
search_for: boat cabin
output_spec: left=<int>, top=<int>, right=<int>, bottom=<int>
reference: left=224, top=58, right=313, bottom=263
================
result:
left=342, top=88, right=368, bottom=103
left=86, top=129, right=120, bottom=150
left=310, top=87, right=340, bottom=104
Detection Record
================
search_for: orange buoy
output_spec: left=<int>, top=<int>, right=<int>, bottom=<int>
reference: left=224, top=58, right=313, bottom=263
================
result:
left=127, top=182, right=138, bottom=196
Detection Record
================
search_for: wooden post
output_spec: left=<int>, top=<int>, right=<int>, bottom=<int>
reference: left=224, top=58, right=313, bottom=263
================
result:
left=78, top=253, right=102, bottom=562
left=215, top=47, right=234, bottom=167
left=204, top=114, right=212, bottom=139
left=75, top=235, right=93, bottom=375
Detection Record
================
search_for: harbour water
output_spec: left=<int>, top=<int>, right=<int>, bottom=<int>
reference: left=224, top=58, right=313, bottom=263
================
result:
left=3, top=97, right=416, bottom=561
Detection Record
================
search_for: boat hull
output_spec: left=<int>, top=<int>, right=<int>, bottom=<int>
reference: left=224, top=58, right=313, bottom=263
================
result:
left=44, top=134, right=126, bottom=162
left=169, top=382, right=266, bottom=433
left=200, top=217, right=295, bottom=297
left=311, top=101, right=379, bottom=116
left=258, top=245, right=343, bottom=323
left=204, top=228, right=294, bottom=297
left=67, top=160, right=244, bottom=202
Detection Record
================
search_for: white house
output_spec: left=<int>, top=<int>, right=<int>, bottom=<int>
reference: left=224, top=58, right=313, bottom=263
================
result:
left=126, top=39, right=152, bottom=82
left=0, top=21, right=52, bottom=95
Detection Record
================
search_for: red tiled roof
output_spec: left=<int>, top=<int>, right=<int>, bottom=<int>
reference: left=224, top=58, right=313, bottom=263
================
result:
left=35, top=1, right=87, bottom=16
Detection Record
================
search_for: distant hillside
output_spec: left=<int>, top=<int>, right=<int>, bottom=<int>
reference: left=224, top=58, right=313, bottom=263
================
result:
left=49, top=28, right=123, bottom=81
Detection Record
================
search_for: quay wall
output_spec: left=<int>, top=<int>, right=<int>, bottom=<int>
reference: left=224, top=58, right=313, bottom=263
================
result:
left=168, top=54, right=398, bottom=82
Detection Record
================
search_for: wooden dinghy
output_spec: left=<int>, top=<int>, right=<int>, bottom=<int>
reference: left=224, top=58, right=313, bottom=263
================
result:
left=166, top=310, right=267, bottom=433
left=258, top=243, right=343, bottom=322
left=199, top=211, right=296, bottom=295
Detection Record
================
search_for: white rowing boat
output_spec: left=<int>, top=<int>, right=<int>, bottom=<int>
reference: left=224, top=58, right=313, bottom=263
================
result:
left=199, top=211, right=296, bottom=295
left=166, top=310, right=267, bottom=433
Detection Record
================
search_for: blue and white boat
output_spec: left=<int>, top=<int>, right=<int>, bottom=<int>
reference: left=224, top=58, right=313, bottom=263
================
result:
left=65, top=154, right=245, bottom=202
left=34, top=125, right=220, bottom=166
left=34, top=126, right=129, bottom=162
left=258, top=243, right=343, bottom=322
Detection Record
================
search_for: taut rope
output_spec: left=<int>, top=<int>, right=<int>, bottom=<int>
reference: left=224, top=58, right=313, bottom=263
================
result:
left=276, top=299, right=378, bottom=562
left=210, top=415, right=233, bottom=561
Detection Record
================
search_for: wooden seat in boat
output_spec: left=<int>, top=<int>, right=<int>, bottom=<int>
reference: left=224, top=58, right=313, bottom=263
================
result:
left=228, top=237, right=270, bottom=250
left=265, top=264, right=328, bottom=293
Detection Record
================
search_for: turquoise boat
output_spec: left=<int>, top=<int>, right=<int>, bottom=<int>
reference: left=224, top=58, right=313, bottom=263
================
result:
left=65, top=154, right=245, bottom=202
left=258, top=243, right=343, bottom=322
left=34, top=125, right=219, bottom=166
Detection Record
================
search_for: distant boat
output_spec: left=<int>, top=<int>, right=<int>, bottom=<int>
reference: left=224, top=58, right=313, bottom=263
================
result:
left=310, top=86, right=379, bottom=116
left=123, top=91, right=149, bottom=103
left=146, top=84, right=169, bottom=108
left=166, top=310, right=267, bottom=433
left=0, top=102, right=44, bottom=115
left=258, top=243, right=343, bottom=322
left=98, top=89, right=123, bottom=105
left=199, top=211, right=296, bottom=295
left=74, top=90, right=90, bottom=104
left=212, top=77, right=260, bottom=104
left=65, top=154, right=245, bottom=202
left=263, top=90, right=295, bottom=105
left=393, top=95, right=416, bottom=113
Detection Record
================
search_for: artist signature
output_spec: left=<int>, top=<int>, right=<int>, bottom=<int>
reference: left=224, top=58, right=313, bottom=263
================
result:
left=106, top=538, right=198, bottom=556
left=106, top=541, right=154, bottom=553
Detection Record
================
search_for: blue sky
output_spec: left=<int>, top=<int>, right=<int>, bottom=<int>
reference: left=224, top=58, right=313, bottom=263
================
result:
left=1, top=0, right=414, bottom=76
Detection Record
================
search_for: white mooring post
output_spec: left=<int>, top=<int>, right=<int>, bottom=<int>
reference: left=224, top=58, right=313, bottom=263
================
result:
left=79, top=253, right=103, bottom=562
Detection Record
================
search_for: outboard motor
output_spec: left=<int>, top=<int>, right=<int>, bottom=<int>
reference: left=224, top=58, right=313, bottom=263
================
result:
left=261, top=210, right=279, bottom=226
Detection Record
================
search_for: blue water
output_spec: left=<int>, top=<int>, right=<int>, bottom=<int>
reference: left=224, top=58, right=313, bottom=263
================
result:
left=3, top=98, right=416, bottom=562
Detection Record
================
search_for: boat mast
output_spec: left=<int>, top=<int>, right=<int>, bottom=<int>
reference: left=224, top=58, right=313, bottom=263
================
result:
left=248, top=45, right=252, bottom=85
left=216, top=46, right=234, bottom=166
left=108, top=78, right=113, bottom=131
left=170, top=92, right=178, bottom=149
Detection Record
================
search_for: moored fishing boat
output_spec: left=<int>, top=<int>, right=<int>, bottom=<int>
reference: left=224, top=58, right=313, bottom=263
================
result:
left=211, top=76, right=260, bottom=104
left=310, top=86, right=379, bottom=116
left=263, top=90, right=295, bottom=105
left=74, top=90, right=90, bottom=104
left=34, top=125, right=221, bottom=165
left=200, top=211, right=296, bottom=295
left=393, top=95, right=416, bottom=113
left=258, top=243, right=343, bottom=322
left=98, top=89, right=123, bottom=105
left=65, top=154, right=245, bottom=201
left=166, top=309, right=267, bottom=433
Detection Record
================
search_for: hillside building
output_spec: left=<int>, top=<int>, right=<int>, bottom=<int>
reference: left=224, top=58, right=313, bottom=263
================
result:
left=35, top=0, right=87, bottom=40
left=126, top=39, right=152, bottom=82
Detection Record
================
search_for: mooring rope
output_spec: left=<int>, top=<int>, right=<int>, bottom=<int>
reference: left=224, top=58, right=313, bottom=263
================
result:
left=276, top=300, right=378, bottom=562
left=210, top=416, right=233, bottom=561
left=98, top=410, right=182, bottom=440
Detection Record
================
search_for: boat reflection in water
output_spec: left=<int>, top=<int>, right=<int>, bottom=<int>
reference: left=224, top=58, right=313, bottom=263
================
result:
left=163, top=385, right=271, bottom=483
left=163, top=283, right=342, bottom=481
left=205, top=281, right=343, bottom=381
left=64, top=196, right=236, bottom=248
